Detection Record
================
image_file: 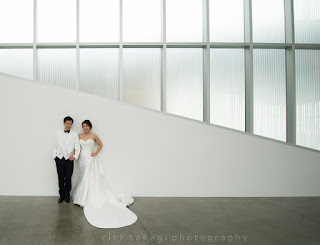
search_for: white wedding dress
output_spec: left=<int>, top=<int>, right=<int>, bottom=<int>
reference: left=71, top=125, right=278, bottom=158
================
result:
left=71, top=139, right=137, bottom=228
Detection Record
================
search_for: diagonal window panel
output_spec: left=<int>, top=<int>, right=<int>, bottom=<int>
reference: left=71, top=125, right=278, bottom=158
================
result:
left=166, top=48, right=203, bottom=121
left=253, top=49, right=286, bottom=141
left=296, top=50, right=320, bottom=151
left=0, top=49, right=33, bottom=79
left=80, top=48, right=118, bottom=99
left=38, top=49, right=76, bottom=89
left=210, top=49, right=245, bottom=131
left=123, top=48, right=161, bottom=110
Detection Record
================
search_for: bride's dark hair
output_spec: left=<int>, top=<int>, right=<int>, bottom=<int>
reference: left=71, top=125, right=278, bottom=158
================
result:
left=82, top=120, right=92, bottom=129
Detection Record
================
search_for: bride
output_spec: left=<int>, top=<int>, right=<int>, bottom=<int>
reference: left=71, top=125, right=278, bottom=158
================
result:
left=71, top=119, right=137, bottom=228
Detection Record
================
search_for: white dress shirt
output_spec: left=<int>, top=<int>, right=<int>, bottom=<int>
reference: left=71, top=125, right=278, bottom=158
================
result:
left=52, top=129, right=80, bottom=161
left=57, top=131, right=72, bottom=160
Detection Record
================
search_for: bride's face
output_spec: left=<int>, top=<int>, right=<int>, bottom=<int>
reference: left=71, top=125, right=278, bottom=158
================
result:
left=82, top=123, right=91, bottom=133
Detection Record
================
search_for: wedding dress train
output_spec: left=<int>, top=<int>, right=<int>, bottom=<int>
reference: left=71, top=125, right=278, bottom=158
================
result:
left=71, top=139, right=137, bottom=228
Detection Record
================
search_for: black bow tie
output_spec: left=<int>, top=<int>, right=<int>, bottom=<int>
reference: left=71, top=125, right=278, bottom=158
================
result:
left=64, top=130, right=70, bottom=133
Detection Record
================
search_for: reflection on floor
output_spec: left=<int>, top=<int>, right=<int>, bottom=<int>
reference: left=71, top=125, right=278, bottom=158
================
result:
left=0, top=196, right=320, bottom=244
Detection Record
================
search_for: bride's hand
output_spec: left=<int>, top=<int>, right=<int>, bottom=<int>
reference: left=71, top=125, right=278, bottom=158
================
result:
left=91, top=152, right=98, bottom=157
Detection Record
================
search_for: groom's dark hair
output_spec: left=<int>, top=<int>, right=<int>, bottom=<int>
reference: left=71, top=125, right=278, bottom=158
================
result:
left=64, top=116, right=74, bottom=123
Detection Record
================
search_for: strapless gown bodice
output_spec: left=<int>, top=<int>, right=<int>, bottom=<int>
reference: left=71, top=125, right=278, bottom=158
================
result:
left=79, top=139, right=95, bottom=155
left=71, top=138, right=137, bottom=228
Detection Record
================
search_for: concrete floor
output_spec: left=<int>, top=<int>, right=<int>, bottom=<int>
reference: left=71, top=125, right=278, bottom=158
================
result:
left=0, top=196, right=320, bottom=245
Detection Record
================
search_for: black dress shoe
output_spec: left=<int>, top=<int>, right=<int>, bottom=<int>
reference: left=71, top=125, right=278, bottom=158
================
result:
left=65, top=196, right=70, bottom=203
left=58, top=197, right=64, bottom=203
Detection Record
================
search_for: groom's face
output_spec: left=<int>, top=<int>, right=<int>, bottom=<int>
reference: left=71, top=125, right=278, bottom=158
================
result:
left=64, top=120, right=73, bottom=130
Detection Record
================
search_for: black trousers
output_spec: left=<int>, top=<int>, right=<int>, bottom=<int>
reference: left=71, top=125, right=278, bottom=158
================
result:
left=55, top=157, right=74, bottom=198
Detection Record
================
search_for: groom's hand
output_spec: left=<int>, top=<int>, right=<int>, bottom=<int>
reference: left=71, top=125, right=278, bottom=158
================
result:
left=69, top=155, right=75, bottom=161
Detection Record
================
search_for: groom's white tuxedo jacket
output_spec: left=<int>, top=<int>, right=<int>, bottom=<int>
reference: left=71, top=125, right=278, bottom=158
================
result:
left=52, top=129, right=80, bottom=160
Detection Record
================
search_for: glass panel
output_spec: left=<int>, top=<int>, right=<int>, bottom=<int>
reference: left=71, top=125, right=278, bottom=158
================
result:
left=80, top=0, right=119, bottom=42
left=166, top=0, right=202, bottom=42
left=123, top=48, right=161, bottom=110
left=0, top=49, right=33, bottom=79
left=252, top=0, right=285, bottom=43
left=123, top=0, right=161, bottom=42
left=38, top=49, right=76, bottom=89
left=80, top=48, right=118, bottom=99
left=166, top=48, right=203, bottom=120
left=294, top=0, right=320, bottom=44
left=296, top=50, right=320, bottom=151
left=253, top=49, right=286, bottom=141
left=210, top=49, right=245, bottom=131
left=209, top=0, right=244, bottom=42
left=37, top=0, right=76, bottom=42
left=0, top=0, right=33, bottom=43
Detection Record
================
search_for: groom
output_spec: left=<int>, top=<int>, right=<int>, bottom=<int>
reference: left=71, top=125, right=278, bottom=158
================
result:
left=52, top=116, right=80, bottom=203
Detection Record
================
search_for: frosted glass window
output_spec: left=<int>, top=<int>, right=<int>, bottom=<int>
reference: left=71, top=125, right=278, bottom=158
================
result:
left=210, top=49, right=245, bottom=131
left=123, top=0, right=161, bottom=42
left=0, top=0, right=33, bottom=43
left=253, top=49, right=286, bottom=141
left=37, top=0, right=76, bottom=42
left=294, top=0, right=320, bottom=44
left=252, top=0, right=285, bottom=43
left=166, top=0, right=202, bottom=42
left=123, top=48, right=161, bottom=110
left=167, top=48, right=203, bottom=120
left=80, top=0, right=119, bottom=42
left=296, top=50, right=320, bottom=151
left=0, top=49, right=33, bottom=79
left=209, top=0, right=244, bottom=42
left=80, top=49, right=118, bottom=99
left=38, top=49, right=76, bottom=89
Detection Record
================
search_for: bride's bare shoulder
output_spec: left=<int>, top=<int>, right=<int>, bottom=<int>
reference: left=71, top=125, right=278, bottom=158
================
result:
left=93, top=133, right=102, bottom=143
left=91, top=133, right=99, bottom=140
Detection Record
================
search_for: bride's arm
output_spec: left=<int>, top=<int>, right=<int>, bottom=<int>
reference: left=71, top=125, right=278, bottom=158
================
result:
left=73, top=133, right=81, bottom=160
left=92, top=134, right=103, bottom=156
left=72, top=135, right=80, bottom=154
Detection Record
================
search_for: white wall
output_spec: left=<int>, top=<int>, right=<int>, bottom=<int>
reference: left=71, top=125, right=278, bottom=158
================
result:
left=0, top=73, right=320, bottom=197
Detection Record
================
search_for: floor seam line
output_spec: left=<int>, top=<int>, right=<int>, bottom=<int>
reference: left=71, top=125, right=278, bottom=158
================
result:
left=137, top=218, right=158, bottom=245
left=255, top=198, right=320, bottom=225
